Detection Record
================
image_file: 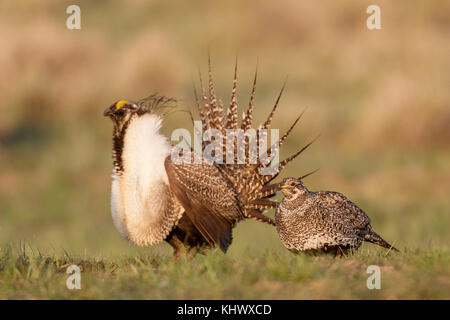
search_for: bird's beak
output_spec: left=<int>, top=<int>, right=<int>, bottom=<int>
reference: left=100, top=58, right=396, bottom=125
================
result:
left=103, top=104, right=115, bottom=117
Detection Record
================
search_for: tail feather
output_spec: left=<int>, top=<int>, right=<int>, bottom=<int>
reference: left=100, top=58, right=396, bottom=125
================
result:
left=194, top=59, right=311, bottom=227
left=192, top=82, right=208, bottom=151
left=247, top=199, right=278, bottom=210
left=244, top=209, right=275, bottom=226
left=241, top=65, right=258, bottom=131
left=298, top=168, right=320, bottom=180
left=260, top=135, right=319, bottom=185
left=198, top=71, right=212, bottom=131
left=257, top=168, right=319, bottom=200
left=207, top=55, right=224, bottom=132
left=258, top=183, right=280, bottom=199
left=261, top=110, right=305, bottom=162
left=278, top=110, right=305, bottom=147
left=226, top=57, right=239, bottom=130
left=261, top=78, right=287, bottom=130
left=276, top=135, right=319, bottom=169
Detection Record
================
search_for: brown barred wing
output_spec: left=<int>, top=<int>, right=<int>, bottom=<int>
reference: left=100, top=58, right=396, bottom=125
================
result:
left=313, top=191, right=371, bottom=242
left=315, top=192, right=371, bottom=228
left=164, top=155, right=244, bottom=253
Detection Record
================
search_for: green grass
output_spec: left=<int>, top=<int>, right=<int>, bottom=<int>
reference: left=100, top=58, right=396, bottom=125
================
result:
left=1, top=113, right=448, bottom=299
left=1, top=243, right=449, bottom=299
left=1, top=130, right=449, bottom=299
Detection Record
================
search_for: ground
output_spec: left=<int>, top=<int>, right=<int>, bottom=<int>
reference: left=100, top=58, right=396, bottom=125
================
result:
left=1, top=243, right=449, bottom=299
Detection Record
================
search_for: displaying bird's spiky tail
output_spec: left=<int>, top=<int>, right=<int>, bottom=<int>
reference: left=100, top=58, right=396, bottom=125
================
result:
left=192, top=56, right=316, bottom=226
left=363, top=228, right=399, bottom=252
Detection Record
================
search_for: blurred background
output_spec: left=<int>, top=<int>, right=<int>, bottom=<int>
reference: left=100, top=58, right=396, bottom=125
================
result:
left=0, top=0, right=449, bottom=258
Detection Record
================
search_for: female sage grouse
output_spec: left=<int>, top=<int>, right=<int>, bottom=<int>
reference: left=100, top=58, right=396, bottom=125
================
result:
left=274, top=177, right=399, bottom=255
left=103, top=59, right=312, bottom=258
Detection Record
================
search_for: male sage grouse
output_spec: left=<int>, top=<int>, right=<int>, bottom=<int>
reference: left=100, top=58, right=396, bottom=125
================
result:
left=103, top=59, right=313, bottom=258
left=273, top=177, right=399, bottom=256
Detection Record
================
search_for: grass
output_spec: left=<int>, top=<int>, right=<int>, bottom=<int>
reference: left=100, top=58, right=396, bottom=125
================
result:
left=1, top=243, right=449, bottom=299
left=2, top=143, right=448, bottom=299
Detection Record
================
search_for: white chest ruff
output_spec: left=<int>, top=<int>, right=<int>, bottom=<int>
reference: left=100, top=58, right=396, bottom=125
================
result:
left=110, top=114, right=183, bottom=246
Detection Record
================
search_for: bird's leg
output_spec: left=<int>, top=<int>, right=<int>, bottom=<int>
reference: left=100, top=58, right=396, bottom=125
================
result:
left=335, top=246, right=354, bottom=257
left=334, top=246, right=344, bottom=258
left=167, top=236, right=185, bottom=260
left=187, top=246, right=201, bottom=259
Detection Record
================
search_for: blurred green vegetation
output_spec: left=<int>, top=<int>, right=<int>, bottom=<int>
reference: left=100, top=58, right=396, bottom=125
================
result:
left=0, top=0, right=449, bottom=298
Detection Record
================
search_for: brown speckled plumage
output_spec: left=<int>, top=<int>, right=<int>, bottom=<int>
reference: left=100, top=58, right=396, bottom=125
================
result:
left=192, top=57, right=314, bottom=227
left=104, top=59, right=314, bottom=258
left=165, top=154, right=244, bottom=252
left=275, top=178, right=399, bottom=255
left=105, top=97, right=244, bottom=256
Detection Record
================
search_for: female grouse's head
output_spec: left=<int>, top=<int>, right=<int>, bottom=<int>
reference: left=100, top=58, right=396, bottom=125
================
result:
left=279, top=177, right=308, bottom=199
